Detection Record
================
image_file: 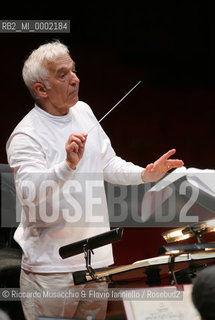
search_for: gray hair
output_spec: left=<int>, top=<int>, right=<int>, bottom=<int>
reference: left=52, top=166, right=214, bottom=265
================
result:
left=22, top=41, right=69, bottom=100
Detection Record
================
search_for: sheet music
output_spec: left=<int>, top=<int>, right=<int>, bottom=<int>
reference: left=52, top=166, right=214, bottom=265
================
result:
left=186, top=167, right=215, bottom=197
left=133, top=251, right=215, bottom=265
left=141, top=167, right=187, bottom=222
left=141, top=166, right=215, bottom=222
left=123, top=284, right=200, bottom=320
left=148, top=166, right=215, bottom=195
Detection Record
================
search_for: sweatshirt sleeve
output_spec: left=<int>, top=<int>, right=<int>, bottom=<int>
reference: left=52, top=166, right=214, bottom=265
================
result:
left=6, top=133, right=75, bottom=205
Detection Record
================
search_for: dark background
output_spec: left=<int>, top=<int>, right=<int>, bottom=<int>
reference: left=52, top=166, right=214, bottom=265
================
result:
left=1, top=3, right=215, bottom=264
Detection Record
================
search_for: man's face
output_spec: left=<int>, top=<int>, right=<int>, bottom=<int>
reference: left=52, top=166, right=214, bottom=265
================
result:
left=43, top=54, right=80, bottom=114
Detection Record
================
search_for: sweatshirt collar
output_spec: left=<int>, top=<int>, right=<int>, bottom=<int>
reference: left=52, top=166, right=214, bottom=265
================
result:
left=34, top=104, right=75, bottom=122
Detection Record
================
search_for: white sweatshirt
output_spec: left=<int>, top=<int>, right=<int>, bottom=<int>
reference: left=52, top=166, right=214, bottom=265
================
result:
left=6, top=101, right=144, bottom=273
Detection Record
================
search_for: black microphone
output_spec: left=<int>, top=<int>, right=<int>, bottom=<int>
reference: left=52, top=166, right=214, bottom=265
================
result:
left=59, top=228, right=123, bottom=259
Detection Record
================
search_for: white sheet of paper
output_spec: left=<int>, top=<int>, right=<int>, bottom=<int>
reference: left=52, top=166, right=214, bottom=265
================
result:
left=141, top=167, right=187, bottom=220
left=186, top=167, right=215, bottom=197
left=123, top=284, right=201, bottom=320
left=141, top=166, right=215, bottom=221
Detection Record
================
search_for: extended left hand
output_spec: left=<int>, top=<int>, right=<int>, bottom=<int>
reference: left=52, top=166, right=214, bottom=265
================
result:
left=142, top=149, right=184, bottom=182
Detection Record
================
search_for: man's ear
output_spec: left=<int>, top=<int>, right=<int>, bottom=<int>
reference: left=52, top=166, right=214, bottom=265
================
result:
left=33, top=82, right=48, bottom=99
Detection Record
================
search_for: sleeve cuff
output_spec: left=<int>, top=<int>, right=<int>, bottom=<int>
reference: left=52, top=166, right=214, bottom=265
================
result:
left=54, top=160, right=76, bottom=181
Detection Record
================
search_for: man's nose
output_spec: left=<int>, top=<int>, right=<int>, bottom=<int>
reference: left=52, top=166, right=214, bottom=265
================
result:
left=69, top=72, right=80, bottom=85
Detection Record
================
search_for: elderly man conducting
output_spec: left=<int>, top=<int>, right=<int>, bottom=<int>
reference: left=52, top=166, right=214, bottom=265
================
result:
left=6, top=41, right=184, bottom=320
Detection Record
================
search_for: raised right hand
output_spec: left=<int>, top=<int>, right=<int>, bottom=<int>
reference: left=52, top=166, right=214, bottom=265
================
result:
left=65, top=132, right=88, bottom=169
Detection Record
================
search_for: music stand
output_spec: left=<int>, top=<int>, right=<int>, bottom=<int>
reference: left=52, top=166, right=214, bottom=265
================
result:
left=59, top=228, right=123, bottom=282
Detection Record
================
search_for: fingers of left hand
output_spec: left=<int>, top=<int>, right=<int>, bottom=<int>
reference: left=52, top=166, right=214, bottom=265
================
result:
left=162, top=149, right=176, bottom=160
left=167, top=159, right=184, bottom=169
left=146, top=163, right=154, bottom=172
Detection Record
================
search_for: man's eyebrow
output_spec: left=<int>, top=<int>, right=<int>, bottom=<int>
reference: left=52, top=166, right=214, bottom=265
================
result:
left=56, top=62, right=76, bottom=74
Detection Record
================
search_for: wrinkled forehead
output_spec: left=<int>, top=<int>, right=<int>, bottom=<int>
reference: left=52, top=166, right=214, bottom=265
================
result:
left=43, top=54, right=75, bottom=74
